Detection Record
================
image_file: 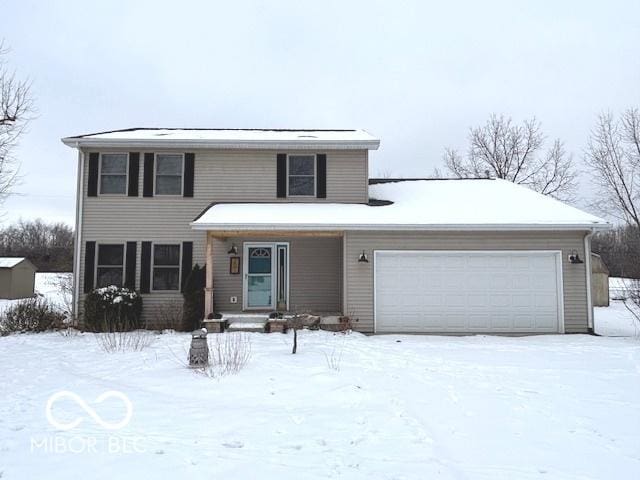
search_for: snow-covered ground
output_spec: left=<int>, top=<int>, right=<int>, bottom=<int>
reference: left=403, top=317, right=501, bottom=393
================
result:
left=0, top=272, right=71, bottom=313
left=1, top=329, right=639, bottom=479
left=1, top=273, right=639, bottom=479
left=595, top=300, right=639, bottom=337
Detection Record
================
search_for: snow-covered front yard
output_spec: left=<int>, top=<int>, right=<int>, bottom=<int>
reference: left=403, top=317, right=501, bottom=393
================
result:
left=1, top=326, right=639, bottom=479
left=1, top=274, right=639, bottom=479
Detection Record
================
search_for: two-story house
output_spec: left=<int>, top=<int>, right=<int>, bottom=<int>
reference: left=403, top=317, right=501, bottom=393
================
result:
left=63, top=128, right=608, bottom=334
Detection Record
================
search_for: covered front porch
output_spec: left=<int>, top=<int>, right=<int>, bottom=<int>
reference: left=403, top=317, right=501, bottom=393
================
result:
left=202, top=230, right=345, bottom=322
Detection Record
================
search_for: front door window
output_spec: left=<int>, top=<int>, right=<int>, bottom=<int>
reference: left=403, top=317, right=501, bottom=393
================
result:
left=244, top=243, right=289, bottom=310
left=247, top=247, right=272, bottom=308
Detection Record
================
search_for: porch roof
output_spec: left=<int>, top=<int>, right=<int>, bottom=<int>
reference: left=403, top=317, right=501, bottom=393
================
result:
left=191, top=179, right=610, bottom=232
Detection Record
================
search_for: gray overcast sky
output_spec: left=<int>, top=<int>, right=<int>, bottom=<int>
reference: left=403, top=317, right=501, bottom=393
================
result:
left=2, top=0, right=639, bottom=226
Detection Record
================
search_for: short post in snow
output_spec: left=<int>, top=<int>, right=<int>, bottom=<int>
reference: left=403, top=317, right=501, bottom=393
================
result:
left=189, top=328, right=209, bottom=367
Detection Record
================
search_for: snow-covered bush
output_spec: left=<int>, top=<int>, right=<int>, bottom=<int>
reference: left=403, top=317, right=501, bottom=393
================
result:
left=203, top=332, right=252, bottom=377
left=0, top=296, right=65, bottom=335
left=84, top=286, right=143, bottom=332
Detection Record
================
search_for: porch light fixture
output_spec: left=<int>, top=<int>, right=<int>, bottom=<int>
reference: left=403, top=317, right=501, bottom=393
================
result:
left=358, top=250, right=369, bottom=263
left=227, top=244, right=238, bottom=255
left=568, top=250, right=584, bottom=264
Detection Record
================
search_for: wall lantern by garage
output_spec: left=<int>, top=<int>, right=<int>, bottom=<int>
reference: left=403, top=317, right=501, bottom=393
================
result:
left=227, top=244, right=238, bottom=255
left=358, top=250, right=369, bottom=263
left=568, top=250, right=584, bottom=264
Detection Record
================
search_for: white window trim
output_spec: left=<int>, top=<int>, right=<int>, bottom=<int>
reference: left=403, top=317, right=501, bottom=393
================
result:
left=151, top=243, right=182, bottom=292
left=98, top=152, right=129, bottom=196
left=153, top=153, right=185, bottom=196
left=286, top=153, right=317, bottom=197
left=95, top=243, right=126, bottom=288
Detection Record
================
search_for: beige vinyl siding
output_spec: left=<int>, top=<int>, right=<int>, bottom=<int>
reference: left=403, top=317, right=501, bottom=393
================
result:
left=213, top=236, right=342, bottom=313
left=345, top=230, right=590, bottom=334
left=198, top=149, right=367, bottom=202
left=77, top=148, right=362, bottom=326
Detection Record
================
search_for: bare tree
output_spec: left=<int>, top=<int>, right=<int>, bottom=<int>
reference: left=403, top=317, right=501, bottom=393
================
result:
left=443, top=114, right=576, bottom=201
left=584, top=109, right=640, bottom=230
left=0, top=40, right=33, bottom=208
left=0, top=219, right=73, bottom=271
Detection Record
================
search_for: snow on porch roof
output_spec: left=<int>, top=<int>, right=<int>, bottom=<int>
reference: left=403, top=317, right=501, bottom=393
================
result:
left=0, top=257, right=28, bottom=268
left=191, top=179, right=610, bottom=232
left=62, top=128, right=380, bottom=150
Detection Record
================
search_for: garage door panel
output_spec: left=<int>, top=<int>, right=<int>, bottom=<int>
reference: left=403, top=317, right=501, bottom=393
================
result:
left=490, top=314, right=513, bottom=329
left=490, top=293, right=511, bottom=307
left=375, top=251, right=561, bottom=333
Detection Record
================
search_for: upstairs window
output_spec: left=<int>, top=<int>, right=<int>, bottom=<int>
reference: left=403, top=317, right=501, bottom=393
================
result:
left=152, top=244, right=180, bottom=290
left=96, top=244, right=124, bottom=287
left=287, top=154, right=316, bottom=196
left=155, top=154, right=183, bottom=195
left=100, top=153, right=128, bottom=194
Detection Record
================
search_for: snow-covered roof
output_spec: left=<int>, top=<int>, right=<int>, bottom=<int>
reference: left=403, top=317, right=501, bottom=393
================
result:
left=192, top=179, right=610, bottom=231
left=0, top=257, right=27, bottom=268
left=62, top=128, right=380, bottom=150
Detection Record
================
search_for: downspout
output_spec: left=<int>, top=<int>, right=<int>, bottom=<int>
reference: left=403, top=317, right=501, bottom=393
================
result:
left=72, top=146, right=84, bottom=324
left=584, top=229, right=594, bottom=333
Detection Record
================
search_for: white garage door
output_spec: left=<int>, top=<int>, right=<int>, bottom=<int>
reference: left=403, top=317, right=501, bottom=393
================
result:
left=375, top=251, right=563, bottom=333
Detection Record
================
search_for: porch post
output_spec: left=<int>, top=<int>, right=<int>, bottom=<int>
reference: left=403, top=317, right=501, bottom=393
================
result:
left=204, top=232, right=214, bottom=317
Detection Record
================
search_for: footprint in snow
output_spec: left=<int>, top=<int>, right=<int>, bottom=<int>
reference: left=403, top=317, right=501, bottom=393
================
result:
left=155, top=449, right=165, bottom=455
left=282, top=444, right=302, bottom=450
left=222, top=441, right=244, bottom=449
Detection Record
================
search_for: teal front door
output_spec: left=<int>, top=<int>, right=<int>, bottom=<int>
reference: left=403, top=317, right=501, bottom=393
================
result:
left=246, top=246, right=273, bottom=308
left=243, top=242, right=289, bottom=310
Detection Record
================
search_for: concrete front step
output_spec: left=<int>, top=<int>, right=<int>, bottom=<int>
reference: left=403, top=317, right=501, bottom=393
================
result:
left=226, top=321, right=267, bottom=333
left=224, top=314, right=269, bottom=333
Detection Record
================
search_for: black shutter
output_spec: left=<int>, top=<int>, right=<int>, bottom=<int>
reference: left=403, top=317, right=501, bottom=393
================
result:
left=88, top=153, right=99, bottom=197
left=143, top=153, right=154, bottom=197
left=277, top=153, right=287, bottom=198
left=125, top=241, right=137, bottom=289
left=84, top=241, right=96, bottom=293
left=140, top=241, right=152, bottom=293
left=181, top=241, right=193, bottom=292
left=317, top=154, right=327, bottom=198
left=184, top=153, right=194, bottom=197
left=128, top=153, right=140, bottom=197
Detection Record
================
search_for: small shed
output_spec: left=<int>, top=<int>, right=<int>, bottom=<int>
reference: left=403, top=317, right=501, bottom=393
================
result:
left=0, top=257, right=37, bottom=300
left=591, top=253, right=610, bottom=307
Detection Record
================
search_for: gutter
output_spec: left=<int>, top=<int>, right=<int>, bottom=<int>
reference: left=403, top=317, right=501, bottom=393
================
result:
left=72, top=146, right=84, bottom=324
left=190, top=222, right=611, bottom=232
left=60, top=138, right=381, bottom=151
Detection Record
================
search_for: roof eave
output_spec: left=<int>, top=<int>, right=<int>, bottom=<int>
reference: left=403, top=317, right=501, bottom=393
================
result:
left=190, top=222, right=611, bottom=232
left=61, top=137, right=380, bottom=150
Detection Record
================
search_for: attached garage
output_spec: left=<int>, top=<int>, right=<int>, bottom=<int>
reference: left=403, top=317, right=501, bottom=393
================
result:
left=374, top=251, right=564, bottom=334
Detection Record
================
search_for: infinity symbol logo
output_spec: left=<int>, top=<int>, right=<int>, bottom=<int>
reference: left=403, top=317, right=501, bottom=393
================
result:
left=45, top=390, right=133, bottom=431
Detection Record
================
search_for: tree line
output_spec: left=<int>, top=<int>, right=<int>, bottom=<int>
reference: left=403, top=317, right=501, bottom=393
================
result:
left=442, top=109, right=640, bottom=278
left=0, top=219, right=73, bottom=271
